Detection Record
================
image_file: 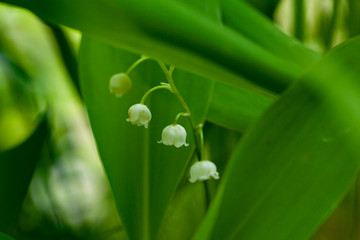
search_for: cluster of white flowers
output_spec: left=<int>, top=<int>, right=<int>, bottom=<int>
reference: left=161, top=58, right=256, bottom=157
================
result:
left=126, top=103, right=219, bottom=183
left=109, top=65, right=219, bottom=183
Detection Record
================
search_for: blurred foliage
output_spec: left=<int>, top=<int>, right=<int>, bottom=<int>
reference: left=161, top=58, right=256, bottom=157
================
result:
left=0, top=5, right=122, bottom=240
left=0, top=0, right=360, bottom=240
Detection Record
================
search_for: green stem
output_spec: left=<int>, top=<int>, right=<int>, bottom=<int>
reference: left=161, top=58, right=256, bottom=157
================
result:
left=203, top=180, right=211, bottom=210
left=126, top=56, right=150, bottom=75
left=350, top=174, right=360, bottom=240
left=140, top=85, right=172, bottom=104
left=197, top=124, right=205, bottom=160
left=324, top=0, right=340, bottom=50
left=157, top=61, right=202, bottom=159
left=157, top=62, right=191, bottom=113
left=174, top=112, right=190, bottom=124
left=293, top=0, right=304, bottom=41
left=197, top=124, right=209, bottom=209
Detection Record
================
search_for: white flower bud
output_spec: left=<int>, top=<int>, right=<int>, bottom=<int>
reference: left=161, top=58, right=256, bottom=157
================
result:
left=109, top=73, right=132, bottom=97
left=158, top=124, right=189, bottom=148
left=126, top=104, right=151, bottom=128
left=189, top=160, right=219, bottom=183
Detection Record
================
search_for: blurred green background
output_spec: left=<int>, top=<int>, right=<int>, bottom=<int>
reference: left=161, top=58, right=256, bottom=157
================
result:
left=0, top=0, right=360, bottom=239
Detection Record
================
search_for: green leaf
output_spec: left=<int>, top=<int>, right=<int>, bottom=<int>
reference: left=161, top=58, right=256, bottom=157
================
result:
left=173, top=0, right=222, bottom=22
left=45, top=22, right=80, bottom=97
left=204, top=123, right=241, bottom=200
left=222, top=0, right=319, bottom=67
left=206, top=82, right=274, bottom=132
left=1, top=0, right=304, bottom=94
left=0, top=232, right=15, bottom=240
left=79, top=37, right=213, bottom=240
left=158, top=181, right=207, bottom=240
left=243, top=0, right=281, bottom=18
left=193, top=37, right=360, bottom=240
left=0, top=119, right=47, bottom=232
left=311, top=175, right=360, bottom=240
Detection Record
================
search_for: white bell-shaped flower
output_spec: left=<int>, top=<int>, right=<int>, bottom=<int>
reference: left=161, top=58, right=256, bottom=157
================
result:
left=189, top=160, right=219, bottom=183
left=109, top=73, right=132, bottom=97
left=126, top=104, right=152, bottom=128
left=158, top=124, right=189, bottom=148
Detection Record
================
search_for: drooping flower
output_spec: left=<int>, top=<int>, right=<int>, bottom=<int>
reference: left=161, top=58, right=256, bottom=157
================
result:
left=109, top=73, right=132, bottom=97
left=126, top=104, right=151, bottom=128
left=158, top=124, right=189, bottom=148
left=189, top=160, right=219, bottom=183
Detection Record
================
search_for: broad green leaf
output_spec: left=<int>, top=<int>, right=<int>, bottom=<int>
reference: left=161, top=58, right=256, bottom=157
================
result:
left=311, top=175, right=360, bottom=240
left=206, top=82, right=274, bottom=132
left=222, top=0, right=319, bottom=67
left=158, top=179, right=207, bottom=240
left=174, top=0, right=222, bottom=22
left=0, top=119, right=47, bottom=232
left=79, top=37, right=213, bottom=240
left=0, top=232, right=15, bottom=240
left=2, top=0, right=305, bottom=94
left=204, top=123, right=241, bottom=200
left=243, top=0, right=281, bottom=18
left=45, top=22, right=80, bottom=96
left=193, top=38, right=360, bottom=240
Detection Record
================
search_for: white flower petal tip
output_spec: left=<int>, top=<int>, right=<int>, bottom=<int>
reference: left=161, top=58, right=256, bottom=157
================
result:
left=158, top=124, right=189, bottom=147
left=109, top=73, right=132, bottom=97
left=127, top=104, right=151, bottom=128
left=189, top=160, right=220, bottom=183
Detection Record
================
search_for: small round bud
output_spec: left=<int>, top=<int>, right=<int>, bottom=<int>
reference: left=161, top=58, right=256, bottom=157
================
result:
left=189, top=160, right=219, bottom=183
left=158, top=124, right=189, bottom=148
left=109, top=73, right=132, bottom=97
left=126, top=104, right=151, bottom=128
